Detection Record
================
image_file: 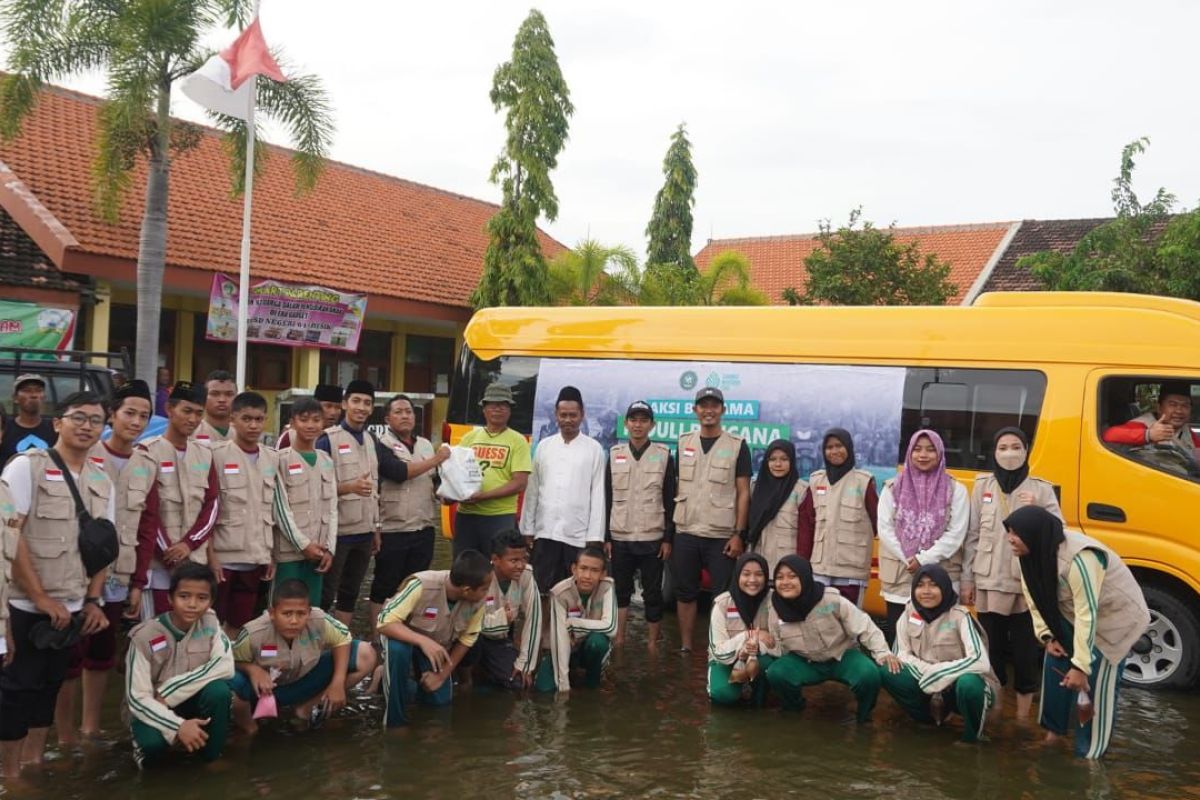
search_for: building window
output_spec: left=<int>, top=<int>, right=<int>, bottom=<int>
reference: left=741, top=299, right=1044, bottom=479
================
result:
left=406, top=335, right=455, bottom=396
left=319, top=329, right=392, bottom=389
left=108, top=303, right=175, bottom=374
left=192, top=313, right=292, bottom=389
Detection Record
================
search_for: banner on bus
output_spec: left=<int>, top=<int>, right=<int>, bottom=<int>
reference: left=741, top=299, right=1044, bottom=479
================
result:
left=530, top=358, right=905, bottom=482
left=205, top=273, right=367, bottom=352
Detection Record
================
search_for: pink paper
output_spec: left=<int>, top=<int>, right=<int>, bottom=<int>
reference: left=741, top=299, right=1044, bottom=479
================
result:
left=252, top=693, right=278, bottom=719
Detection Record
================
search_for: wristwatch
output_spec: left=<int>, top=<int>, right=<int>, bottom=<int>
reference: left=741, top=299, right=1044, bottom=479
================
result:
left=84, top=596, right=105, bottom=608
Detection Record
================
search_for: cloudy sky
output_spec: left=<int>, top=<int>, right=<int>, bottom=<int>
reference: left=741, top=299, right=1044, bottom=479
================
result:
left=8, top=1, right=1199, bottom=256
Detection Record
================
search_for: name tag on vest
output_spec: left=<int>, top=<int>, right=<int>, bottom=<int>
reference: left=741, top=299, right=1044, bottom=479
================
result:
left=45, top=469, right=64, bottom=482
left=150, top=634, right=168, bottom=653
left=261, top=644, right=278, bottom=658
left=288, top=463, right=304, bottom=476
left=224, top=463, right=240, bottom=475
left=567, top=607, right=583, bottom=618
left=160, top=461, right=176, bottom=474
left=338, top=444, right=353, bottom=456
left=982, top=493, right=993, bottom=504
left=423, top=607, right=438, bottom=619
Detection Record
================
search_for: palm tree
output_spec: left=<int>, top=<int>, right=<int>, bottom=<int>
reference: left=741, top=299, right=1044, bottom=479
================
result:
left=696, top=250, right=769, bottom=306
left=637, top=248, right=768, bottom=306
left=0, top=1, right=333, bottom=385
left=547, top=239, right=640, bottom=305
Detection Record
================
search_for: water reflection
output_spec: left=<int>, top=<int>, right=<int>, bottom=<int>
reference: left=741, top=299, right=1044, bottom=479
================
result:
left=7, top=607, right=1198, bottom=799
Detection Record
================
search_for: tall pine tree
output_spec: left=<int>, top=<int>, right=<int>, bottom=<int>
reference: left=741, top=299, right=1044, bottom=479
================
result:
left=471, top=9, right=573, bottom=308
left=645, top=123, right=698, bottom=281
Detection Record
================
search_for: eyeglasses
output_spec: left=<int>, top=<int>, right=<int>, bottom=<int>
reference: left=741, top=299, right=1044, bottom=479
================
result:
left=61, top=412, right=106, bottom=428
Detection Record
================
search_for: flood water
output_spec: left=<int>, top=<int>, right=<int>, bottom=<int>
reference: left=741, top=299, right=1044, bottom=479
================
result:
left=10, top=539, right=1200, bottom=800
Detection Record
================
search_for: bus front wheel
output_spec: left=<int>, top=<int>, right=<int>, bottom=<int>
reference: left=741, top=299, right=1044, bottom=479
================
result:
left=1123, top=584, right=1200, bottom=689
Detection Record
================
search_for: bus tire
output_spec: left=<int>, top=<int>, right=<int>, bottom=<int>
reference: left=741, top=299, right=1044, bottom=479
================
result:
left=1123, top=584, right=1200, bottom=689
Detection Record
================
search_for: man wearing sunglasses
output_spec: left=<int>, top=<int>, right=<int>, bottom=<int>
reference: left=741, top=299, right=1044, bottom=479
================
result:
left=0, top=391, right=116, bottom=779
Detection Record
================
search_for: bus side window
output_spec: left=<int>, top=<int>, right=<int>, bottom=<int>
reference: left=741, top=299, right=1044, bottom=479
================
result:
left=1099, top=377, right=1200, bottom=482
left=900, top=367, right=1047, bottom=471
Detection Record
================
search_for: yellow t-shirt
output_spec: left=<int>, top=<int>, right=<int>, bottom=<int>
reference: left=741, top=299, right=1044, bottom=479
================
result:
left=456, top=426, right=531, bottom=517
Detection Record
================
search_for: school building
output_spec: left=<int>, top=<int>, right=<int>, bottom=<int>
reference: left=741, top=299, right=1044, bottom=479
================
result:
left=0, top=82, right=562, bottom=435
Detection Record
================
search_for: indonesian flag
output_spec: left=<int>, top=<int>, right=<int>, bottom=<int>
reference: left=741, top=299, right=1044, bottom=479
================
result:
left=181, top=17, right=286, bottom=121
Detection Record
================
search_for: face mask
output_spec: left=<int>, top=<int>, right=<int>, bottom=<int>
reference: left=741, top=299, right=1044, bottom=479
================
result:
left=995, top=450, right=1026, bottom=471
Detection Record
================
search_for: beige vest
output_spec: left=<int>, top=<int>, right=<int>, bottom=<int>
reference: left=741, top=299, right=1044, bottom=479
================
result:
left=753, top=484, right=808, bottom=574
left=481, top=564, right=537, bottom=640
left=192, top=418, right=229, bottom=445
left=128, top=610, right=222, bottom=688
left=549, top=575, right=615, bottom=640
left=0, top=483, right=17, bottom=621
left=809, top=469, right=875, bottom=581
left=900, top=603, right=1001, bottom=692
left=10, top=450, right=110, bottom=602
left=711, top=590, right=771, bottom=640
left=399, top=571, right=485, bottom=648
left=1054, top=531, right=1151, bottom=663
left=239, top=608, right=338, bottom=685
left=87, top=442, right=142, bottom=583
left=673, top=430, right=743, bottom=538
left=378, top=430, right=438, bottom=532
left=326, top=425, right=380, bottom=536
left=878, top=478, right=962, bottom=599
left=967, top=475, right=1058, bottom=594
left=275, top=448, right=336, bottom=563
left=608, top=442, right=670, bottom=542
left=210, top=441, right=280, bottom=565
left=769, top=588, right=862, bottom=662
left=128, top=436, right=213, bottom=566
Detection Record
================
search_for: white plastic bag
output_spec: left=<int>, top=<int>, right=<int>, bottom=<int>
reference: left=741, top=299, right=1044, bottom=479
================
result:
left=436, top=445, right=483, bottom=503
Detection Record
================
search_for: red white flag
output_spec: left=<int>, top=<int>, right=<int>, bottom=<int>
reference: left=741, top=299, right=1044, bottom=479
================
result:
left=181, top=17, right=286, bottom=120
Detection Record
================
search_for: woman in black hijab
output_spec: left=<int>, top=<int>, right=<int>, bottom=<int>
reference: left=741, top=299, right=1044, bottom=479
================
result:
left=960, top=426, right=1064, bottom=718
left=708, top=553, right=775, bottom=706
left=1003, top=505, right=1149, bottom=760
left=880, top=564, right=1000, bottom=743
left=801, top=428, right=879, bottom=607
left=747, top=440, right=807, bottom=573
left=763, top=555, right=898, bottom=721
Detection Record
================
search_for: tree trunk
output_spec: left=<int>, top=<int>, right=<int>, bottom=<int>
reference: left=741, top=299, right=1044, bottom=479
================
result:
left=134, top=82, right=172, bottom=385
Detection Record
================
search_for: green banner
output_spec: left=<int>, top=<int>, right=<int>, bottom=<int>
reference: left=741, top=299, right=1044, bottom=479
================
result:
left=0, top=301, right=75, bottom=357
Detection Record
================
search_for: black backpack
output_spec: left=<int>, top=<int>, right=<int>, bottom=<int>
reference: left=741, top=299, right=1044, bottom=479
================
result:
left=47, top=449, right=119, bottom=578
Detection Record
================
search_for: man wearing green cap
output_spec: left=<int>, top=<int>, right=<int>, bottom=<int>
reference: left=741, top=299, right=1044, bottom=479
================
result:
left=453, top=383, right=531, bottom=558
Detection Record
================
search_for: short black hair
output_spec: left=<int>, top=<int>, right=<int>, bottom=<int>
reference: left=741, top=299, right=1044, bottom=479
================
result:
left=271, top=579, right=311, bottom=605
left=231, top=391, right=267, bottom=414
left=290, top=397, right=323, bottom=419
left=449, top=549, right=493, bottom=589
left=1159, top=381, right=1192, bottom=403
left=576, top=545, right=608, bottom=571
left=170, top=562, right=218, bottom=596
left=386, top=394, right=415, bottom=415
left=205, top=369, right=236, bottom=386
left=491, top=528, right=528, bottom=557
left=58, top=391, right=105, bottom=417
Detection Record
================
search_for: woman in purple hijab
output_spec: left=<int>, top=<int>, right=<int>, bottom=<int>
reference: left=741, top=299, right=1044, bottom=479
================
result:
left=877, top=430, right=970, bottom=640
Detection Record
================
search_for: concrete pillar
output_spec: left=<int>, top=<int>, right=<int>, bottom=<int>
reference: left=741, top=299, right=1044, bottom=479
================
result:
left=87, top=281, right=111, bottom=365
left=390, top=329, right=406, bottom=392
left=295, top=346, right=320, bottom=389
left=175, top=311, right=195, bottom=382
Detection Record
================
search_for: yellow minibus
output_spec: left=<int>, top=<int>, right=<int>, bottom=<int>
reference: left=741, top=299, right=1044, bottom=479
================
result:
left=443, top=291, right=1200, bottom=689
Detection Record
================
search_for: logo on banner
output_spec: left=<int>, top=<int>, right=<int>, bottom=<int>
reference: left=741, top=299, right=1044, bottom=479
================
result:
left=679, top=371, right=698, bottom=391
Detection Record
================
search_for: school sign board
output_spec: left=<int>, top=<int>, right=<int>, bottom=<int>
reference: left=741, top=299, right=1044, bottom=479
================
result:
left=530, top=357, right=905, bottom=483
left=205, top=273, right=367, bottom=352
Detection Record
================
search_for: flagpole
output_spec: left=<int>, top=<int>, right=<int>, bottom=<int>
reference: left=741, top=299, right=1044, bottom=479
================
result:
left=234, top=1, right=261, bottom=391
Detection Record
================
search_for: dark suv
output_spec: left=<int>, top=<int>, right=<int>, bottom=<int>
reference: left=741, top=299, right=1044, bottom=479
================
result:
left=0, top=347, right=130, bottom=415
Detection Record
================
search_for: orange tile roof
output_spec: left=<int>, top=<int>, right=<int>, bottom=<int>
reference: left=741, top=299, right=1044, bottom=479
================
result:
left=695, top=223, right=1015, bottom=304
left=0, top=83, right=563, bottom=311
